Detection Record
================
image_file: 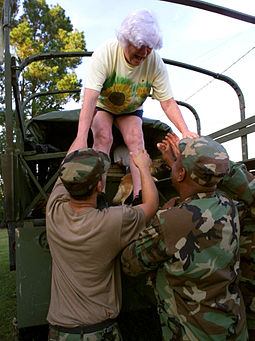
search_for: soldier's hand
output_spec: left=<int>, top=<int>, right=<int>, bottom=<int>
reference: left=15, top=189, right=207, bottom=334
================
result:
left=130, top=149, right=151, bottom=170
left=157, top=133, right=180, bottom=168
left=165, top=133, right=180, bottom=159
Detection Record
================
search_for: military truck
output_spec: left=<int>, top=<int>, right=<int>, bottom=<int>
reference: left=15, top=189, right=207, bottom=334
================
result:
left=1, top=0, right=255, bottom=339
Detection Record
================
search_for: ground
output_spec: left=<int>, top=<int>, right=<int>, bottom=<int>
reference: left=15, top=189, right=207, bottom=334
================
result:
left=0, top=228, right=17, bottom=340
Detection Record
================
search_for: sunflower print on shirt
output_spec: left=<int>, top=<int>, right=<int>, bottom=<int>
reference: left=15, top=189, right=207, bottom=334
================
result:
left=98, top=71, right=151, bottom=114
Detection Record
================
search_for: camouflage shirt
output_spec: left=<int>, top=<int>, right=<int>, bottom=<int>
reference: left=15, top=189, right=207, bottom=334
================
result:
left=219, top=161, right=255, bottom=331
left=121, top=191, right=248, bottom=340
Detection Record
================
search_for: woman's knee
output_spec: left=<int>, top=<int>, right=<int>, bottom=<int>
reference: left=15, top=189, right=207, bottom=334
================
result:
left=92, top=126, right=113, bottom=146
left=124, top=128, right=144, bottom=149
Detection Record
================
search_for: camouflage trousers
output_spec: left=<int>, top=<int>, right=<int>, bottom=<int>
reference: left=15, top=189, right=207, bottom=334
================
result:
left=239, top=219, right=255, bottom=331
left=48, top=323, right=123, bottom=341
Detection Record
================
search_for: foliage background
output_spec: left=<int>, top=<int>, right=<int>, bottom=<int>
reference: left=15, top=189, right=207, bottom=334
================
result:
left=0, top=0, right=86, bottom=222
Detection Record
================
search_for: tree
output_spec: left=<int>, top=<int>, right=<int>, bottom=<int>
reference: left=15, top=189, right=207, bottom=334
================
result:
left=0, top=0, right=19, bottom=109
left=9, top=0, right=86, bottom=117
left=0, top=0, right=86, bottom=223
left=0, top=0, right=4, bottom=18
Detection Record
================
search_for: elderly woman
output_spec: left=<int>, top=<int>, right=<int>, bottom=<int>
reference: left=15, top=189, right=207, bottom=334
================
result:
left=74, top=8, right=198, bottom=208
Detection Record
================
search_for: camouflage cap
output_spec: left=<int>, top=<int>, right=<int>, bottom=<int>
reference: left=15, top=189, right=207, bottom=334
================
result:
left=178, top=136, right=230, bottom=187
left=59, top=148, right=111, bottom=198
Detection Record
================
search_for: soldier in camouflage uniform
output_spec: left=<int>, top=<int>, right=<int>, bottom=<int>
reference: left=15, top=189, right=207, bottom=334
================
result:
left=46, top=145, right=159, bottom=341
left=121, top=135, right=248, bottom=340
left=158, top=134, right=255, bottom=339
left=219, top=161, right=255, bottom=340
left=157, top=133, right=255, bottom=339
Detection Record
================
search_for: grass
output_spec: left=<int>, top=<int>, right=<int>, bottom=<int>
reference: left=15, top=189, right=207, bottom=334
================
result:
left=0, top=228, right=17, bottom=341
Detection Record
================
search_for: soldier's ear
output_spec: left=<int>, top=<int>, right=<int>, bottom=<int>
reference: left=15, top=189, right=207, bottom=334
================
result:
left=96, top=181, right=103, bottom=192
left=177, top=167, right=186, bottom=182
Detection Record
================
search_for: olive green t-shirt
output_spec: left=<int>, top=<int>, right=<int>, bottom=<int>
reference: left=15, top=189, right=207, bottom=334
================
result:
left=46, top=179, right=146, bottom=327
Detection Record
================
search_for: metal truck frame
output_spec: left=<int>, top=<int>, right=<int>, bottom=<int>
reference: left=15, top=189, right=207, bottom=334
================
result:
left=1, top=0, right=255, bottom=339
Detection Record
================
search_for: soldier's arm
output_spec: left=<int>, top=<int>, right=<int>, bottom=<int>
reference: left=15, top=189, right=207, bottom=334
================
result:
left=121, top=215, right=169, bottom=276
left=219, top=161, right=255, bottom=207
left=131, top=149, right=159, bottom=223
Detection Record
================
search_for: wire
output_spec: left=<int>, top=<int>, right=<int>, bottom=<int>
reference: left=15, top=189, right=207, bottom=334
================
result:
left=185, top=46, right=255, bottom=101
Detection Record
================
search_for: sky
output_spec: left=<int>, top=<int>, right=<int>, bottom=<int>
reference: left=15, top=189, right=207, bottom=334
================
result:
left=44, top=0, right=255, bottom=161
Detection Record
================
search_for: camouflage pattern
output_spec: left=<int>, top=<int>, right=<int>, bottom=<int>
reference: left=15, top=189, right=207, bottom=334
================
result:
left=48, top=323, right=122, bottom=340
left=121, top=191, right=248, bottom=340
left=59, top=148, right=110, bottom=198
left=179, top=136, right=230, bottom=187
left=219, top=161, right=255, bottom=333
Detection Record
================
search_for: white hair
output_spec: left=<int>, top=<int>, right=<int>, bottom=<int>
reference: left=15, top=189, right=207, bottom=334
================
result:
left=116, top=8, right=163, bottom=50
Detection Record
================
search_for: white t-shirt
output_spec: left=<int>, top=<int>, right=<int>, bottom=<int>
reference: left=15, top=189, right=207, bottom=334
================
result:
left=84, top=39, right=173, bottom=114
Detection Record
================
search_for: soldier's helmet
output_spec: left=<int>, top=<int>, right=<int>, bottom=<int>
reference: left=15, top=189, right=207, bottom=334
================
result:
left=178, top=136, right=230, bottom=187
left=59, top=148, right=111, bottom=198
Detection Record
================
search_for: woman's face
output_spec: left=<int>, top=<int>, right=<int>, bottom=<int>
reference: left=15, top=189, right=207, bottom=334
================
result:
left=123, top=43, right=152, bottom=66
